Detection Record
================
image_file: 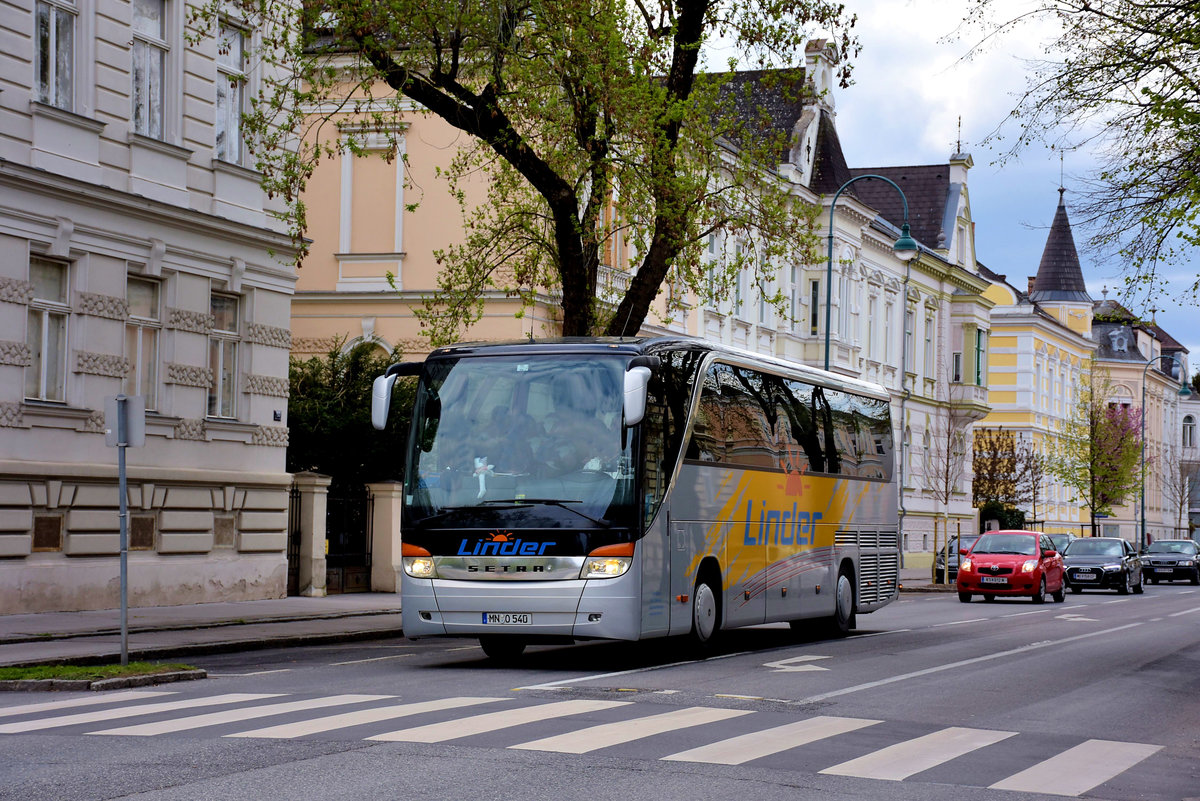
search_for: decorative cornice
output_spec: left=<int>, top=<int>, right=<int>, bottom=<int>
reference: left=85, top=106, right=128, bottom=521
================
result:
left=174, top=418, right=207, bottom=441
left=74, top=351, right=130, bottom=378
left=250, top=425, right=289, bottom=447
left=0, top=341, right=32, bottom=367
left=0, top=402, right=24, bottom=428
left=165, top=363, right=214, bottom=388
left=290, top=336, right=339, bottom=354
left=244, top=374, right=289, bottom=397
left=0, top=277, right=34, bottom=305
left=77, top=292, right=129, bottom=321
left=246, top=322, right=292, bottom=349
left=166, top=308, right=214, bottom=334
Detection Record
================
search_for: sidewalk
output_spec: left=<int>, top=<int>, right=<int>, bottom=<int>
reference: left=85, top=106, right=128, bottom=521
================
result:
left=0, top=568, right=945, bottom=669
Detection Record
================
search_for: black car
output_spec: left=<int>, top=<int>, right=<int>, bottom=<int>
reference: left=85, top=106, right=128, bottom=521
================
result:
left=1142, top=539, right=1200, bottom=585
left=1062, top=537, right=1144, bottom=594
left=935, top=536, right=976, bottom=582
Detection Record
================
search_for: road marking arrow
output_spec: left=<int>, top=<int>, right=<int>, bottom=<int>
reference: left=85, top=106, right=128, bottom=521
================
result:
left=1056, top=613, right=1097, bottom=622
left=764, top=655, right=831, bottom=672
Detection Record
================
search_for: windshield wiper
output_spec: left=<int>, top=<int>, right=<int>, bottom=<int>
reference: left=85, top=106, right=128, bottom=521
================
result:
left=482, top=498, right=611, bottom=528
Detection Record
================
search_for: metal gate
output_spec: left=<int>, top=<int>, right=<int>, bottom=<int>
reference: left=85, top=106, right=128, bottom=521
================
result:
left=286, top=485, right=302, bottom=596
left=326, top=484, right=373, bottom=593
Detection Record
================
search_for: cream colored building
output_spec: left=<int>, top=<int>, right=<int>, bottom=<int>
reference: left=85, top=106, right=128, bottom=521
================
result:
left=291, top=46, right=993, bottom=556
left=0, top=1, right=297, bottom=612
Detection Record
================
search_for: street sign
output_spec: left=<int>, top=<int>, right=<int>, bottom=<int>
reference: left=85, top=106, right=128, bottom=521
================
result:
left=104, top=395, right=146, bottom=448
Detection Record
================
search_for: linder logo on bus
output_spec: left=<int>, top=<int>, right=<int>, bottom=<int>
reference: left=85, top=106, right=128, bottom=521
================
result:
left=456, top=530, right=555, bottom=556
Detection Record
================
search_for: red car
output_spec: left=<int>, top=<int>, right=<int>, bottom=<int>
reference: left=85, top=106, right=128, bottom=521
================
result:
left=957, top=530, right=1065, bottom=604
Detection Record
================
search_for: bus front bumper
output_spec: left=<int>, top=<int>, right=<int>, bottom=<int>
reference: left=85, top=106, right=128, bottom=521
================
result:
left=402, top=576, right=642, bottom=641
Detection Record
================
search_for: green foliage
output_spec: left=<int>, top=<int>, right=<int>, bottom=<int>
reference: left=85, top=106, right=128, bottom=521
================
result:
left=1046, top=360, right=1143, bottom=534
left=287, top=340, right=412, bottom=486
left=188, top=0, right=855, bottom=344
left=1191, top=370, right=1200, bottom=395
left=962, top=0, right=1200, bottom=304
left=977, top=500, right=1026, bottom=533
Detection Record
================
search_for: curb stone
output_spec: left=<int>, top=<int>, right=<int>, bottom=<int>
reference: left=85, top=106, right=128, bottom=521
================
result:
left=0, top=669, right=207, bottom=692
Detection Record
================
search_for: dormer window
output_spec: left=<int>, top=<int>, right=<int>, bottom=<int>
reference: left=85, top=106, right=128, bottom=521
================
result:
left=1108, top=329, right=1129, bottom=353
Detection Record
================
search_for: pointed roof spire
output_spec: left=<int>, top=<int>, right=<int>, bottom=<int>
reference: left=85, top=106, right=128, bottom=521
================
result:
left=1029, top=188, right=1091, bottom=303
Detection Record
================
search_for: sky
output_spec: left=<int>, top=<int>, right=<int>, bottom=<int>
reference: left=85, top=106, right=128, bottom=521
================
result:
left=816, top=0, right=1200, bottom=369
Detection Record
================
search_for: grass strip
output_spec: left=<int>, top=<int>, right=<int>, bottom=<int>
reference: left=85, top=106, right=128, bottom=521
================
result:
left=0, top=662, right=197, bottom=681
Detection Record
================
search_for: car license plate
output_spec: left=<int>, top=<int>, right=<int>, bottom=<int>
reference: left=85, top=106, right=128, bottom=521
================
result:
left=980, top=576, right=1008, bottom=585
left=483, top=612, right=531, bottom=625
left=1073, top=573, right=1097, bottom=581
left=1155, top=568, right=1174, bottom=573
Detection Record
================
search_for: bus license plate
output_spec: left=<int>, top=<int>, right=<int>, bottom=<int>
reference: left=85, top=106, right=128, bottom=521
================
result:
left=980, top=576, right=1007, bottom=585
left=483, top=613, right=531, bottom=625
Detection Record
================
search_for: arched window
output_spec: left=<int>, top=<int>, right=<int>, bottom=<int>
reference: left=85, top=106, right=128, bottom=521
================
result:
left=1184, top=415, right=1196, bottom=448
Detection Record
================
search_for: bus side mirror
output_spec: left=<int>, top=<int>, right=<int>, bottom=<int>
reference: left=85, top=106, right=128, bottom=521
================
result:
left=371, top=374, right=398, bottom=430
left=623, top=366, right=652, bottom=426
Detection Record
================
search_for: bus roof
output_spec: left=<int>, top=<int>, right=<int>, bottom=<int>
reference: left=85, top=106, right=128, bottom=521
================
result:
left=424, top=337, right=892, bottom=403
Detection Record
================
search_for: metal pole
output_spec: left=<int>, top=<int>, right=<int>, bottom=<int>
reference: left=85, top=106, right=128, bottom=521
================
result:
left=117, top=394, right=129, bottom=666
left=1141, top=363, right=1148, bottom=553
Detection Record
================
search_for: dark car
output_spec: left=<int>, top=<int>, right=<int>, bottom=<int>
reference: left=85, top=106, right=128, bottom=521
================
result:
left=957, top=530, right=1065, bottom=603
left=1142, top=539, right=1200, bottom=585
left=935, top=536, right=978, bottom=582
left=1062, top=537, right=1143, bottom=594
left=1047, top=533, right=1077, bottom=555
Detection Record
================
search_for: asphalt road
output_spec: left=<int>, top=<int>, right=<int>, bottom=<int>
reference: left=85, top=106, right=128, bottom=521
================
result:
left=1, top=585, right=1198, bottom=801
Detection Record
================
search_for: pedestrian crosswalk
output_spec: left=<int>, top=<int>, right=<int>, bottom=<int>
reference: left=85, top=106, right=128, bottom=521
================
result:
left=0, top=690, right=1166, bottom=797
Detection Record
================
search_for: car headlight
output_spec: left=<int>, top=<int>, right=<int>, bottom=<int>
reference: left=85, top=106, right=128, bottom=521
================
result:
left=1021, top=560, right=1038, bottom=573
left=960, top=558, right=972, bottom=573
left=1179, top=560, right=1195, bottom=567
left=581, top=542, right=634, bottom=579
left=1102, top=564, right=1122, bottom=572
left=402, top=543, right=436, bottom=579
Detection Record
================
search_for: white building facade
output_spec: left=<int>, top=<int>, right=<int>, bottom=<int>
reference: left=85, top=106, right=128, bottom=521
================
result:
left=0, top=0, right=298, bottom=612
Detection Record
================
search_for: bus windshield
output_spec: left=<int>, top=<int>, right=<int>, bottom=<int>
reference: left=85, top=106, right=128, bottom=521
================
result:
left=404, top=354, right=637, bottom=529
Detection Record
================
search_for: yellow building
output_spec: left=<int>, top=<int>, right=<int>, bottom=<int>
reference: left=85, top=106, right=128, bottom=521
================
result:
left=979, top=190, right=1096, bottom=535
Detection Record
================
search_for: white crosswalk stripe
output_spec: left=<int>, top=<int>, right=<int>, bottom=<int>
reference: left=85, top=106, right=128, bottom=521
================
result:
left=225, top=697, right=508, bottom=739
left=989, top=738, right=1163, bottom=796
left=0, top=690, right=176, bottom=719
left=87, top=694, right=392, bottom=736
left=0, top=693, right=280, bottom=734
left=661, top=715, right=882, bottom=765
left=366, top=699, right=630, bottom=743
left=821, top=726, right=1017, bottom=780
left=510, top=706, right=752, bottom=754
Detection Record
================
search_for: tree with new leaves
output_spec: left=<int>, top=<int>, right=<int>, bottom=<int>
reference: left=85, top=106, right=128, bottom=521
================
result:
left=961, top=0, right=1200, bottom=304
left=922, top=378, right=974, bottom=583
left=190, top=0, right=858, bottom=344
left=1047, top=361, right=1143, bottom=536
left=973, top=427, right=1046, bottom=519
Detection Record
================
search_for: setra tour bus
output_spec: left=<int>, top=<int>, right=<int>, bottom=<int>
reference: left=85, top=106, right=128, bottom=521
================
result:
left=371, top=337, right=899, bottom=660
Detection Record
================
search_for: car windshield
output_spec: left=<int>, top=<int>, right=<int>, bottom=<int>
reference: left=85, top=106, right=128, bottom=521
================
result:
left=1146, top=541, right=1198, bottom=555
left=403, top=354, right=637, bottom=528
left=970, top=533, right=1037, bottom=555
left=1048, top=535, right=1072, bottom=551
left=1065, top=539, right=1123, bottom=557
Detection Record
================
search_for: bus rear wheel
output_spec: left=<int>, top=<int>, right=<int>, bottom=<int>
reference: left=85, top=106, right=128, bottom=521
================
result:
left=479, top=636, right=526, bottom=663
left=690, top=575, right=721, bottom=650
left=825, top=567, right=856, bottom=637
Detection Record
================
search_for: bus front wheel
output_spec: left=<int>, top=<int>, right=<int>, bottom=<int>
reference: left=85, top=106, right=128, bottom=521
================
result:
left=479, top=636, right=526, bottom=663
left=690, top=575, right=721, bottom=649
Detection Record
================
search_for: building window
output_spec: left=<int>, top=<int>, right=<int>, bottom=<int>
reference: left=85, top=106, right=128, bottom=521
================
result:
left=215, top=22, right=246, bottom=163
left=904, top=309, right=914, bottom=369
left=125, top=277, right=160, bottom=409
left=974, top=328, right=988, bottom=386
left=26, top=257, right=69, bottom=402
left=952, top=352, right=962, bottom=383
left=809, top=279, right=820, bottom=336
left=35, top=0, right=75, bottom=111
left=924, top=316, right=934, bottom=380
left=1185, top=415, right=1196, bottom=448
left=866, top=296, right=876, bottom=360
left=208, top=293, right=239, bottom=418
left=884, top=302, right=893, bottom=362
left=132, top=0, right=167, bottom=139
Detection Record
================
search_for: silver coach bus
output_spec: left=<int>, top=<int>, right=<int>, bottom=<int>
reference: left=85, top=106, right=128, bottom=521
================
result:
left=371, top=337, right=899, bottom=660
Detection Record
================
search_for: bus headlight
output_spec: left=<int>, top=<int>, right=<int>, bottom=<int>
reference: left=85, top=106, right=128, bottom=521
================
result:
left=402, top=543, right=436, bottom=579
left=581, top=542, right=635, bottom=579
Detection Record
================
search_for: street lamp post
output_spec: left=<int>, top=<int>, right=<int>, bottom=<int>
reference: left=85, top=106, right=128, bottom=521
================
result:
left=824, top=175, right=920, bottom=372
left=1140, top=354, right=1193, bottom=551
